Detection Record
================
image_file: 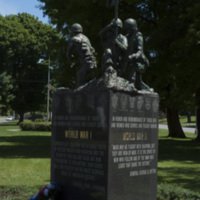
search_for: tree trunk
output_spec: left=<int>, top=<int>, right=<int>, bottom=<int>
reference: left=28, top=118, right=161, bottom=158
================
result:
left=31, top=112, right=36, bottom=122
left=17, top=112, right=24, bottom=125
left=167, top=108, right=185, bottom=138
left=195, top=88, right=200, bottom=141
left=196, top=108, right=200, bottom=141
left=187, top=112, right=191, bottom=123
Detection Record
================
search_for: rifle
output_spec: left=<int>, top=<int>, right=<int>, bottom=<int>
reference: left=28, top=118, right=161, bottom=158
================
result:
left=120, top=52, right=129, bottom=77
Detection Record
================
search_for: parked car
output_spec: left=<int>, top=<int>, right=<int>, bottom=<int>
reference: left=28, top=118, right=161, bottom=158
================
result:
left=28, top=114, right=43, bottom=121
left=6, top=116, right=14, bottom=121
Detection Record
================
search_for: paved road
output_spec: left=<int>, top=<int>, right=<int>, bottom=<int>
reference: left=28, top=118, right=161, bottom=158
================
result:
left=0, top=118, right=196, bottom=133
left=0, top=118, right=7, bottom=123
left=159, top=124, right=196, bottom=134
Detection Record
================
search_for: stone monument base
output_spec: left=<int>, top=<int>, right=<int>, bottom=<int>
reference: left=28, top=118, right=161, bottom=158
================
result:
left=51, top=88, right=159, bottom=200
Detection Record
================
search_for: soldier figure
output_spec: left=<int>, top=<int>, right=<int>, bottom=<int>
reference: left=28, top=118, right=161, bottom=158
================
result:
left=122, top=18, right=150, bottom=91
left=67, top=23, right=97, bottom=87
left=99, top=18, right=127, bottom=72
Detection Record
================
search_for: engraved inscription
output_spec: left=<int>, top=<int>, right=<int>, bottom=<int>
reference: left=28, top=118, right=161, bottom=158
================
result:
left=53, top=115, right=104, bottom=128
left=111, top=116, right=158, bottom=129
left=112, top=143, right=156, bottom=176
left=53, top=141, right=106, bottom=185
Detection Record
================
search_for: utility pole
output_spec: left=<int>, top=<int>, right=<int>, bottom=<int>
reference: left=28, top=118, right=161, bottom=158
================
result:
left=47, top=57, right=50, bottom=125
left=107, top=0, right=119, bottom=37
left=195, top=107, right=198, bottom=135
left=115, top=0, right=119, bottom=37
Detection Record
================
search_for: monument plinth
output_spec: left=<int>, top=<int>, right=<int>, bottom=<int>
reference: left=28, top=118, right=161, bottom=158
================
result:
left=51, top=88, right=159, bottom=200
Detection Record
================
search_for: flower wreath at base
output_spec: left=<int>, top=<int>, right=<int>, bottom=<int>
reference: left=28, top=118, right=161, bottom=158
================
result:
left=29, top=182, right=61, bottom=200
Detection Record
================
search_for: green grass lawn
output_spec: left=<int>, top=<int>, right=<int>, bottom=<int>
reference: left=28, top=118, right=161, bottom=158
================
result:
left=0, top=121, right=199, bottom=199
left=158, top=130, right=200, bottom=192
left=179, top=116, right=196, bottom=127
left=159, top=115, right=197, bottom=127
left=0, top=121, right=51, bottom=199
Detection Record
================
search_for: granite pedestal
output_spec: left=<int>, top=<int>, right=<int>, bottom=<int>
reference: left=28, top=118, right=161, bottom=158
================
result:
left=51, top=88, right=159, bottom=200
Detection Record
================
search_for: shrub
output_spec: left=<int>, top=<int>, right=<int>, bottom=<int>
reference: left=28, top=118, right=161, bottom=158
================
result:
left=19, top=122, right=51, bottom=131
left=157, top=183, right=200, bottom=200
left=35, top=118, right=46, bottom=122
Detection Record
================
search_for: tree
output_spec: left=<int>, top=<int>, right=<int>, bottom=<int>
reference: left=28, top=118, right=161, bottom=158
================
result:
left=0, top=13, right=61, bottom=123
left=195, top=89, right=200, bottom=141
left=0, top=72, right=14, bottom=115
left=118, top=0, right=200, bottom=138
left=136, top=0, right=200, bottom=138
left=38, top=0, right=115, bottom=87
left=38, top=0, right=200, bottom=138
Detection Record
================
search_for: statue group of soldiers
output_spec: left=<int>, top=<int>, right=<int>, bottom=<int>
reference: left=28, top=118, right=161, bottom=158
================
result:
left=67, top=18, right=150, bottom=91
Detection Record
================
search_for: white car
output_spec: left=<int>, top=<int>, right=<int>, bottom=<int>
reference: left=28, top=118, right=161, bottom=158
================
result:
left=6, top=116, right=14, bottom=121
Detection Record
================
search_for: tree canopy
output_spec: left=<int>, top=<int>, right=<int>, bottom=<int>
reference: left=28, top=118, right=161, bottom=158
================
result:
left=38, top=0, right=200, bottom=137
left=136, top=0, right=200, bottom=137
left=0, top=13, right=61, bottom=122
left=0, top=72, right=14, bottom=115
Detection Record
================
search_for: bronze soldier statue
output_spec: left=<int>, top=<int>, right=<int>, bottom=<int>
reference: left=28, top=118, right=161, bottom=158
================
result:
left=121, top=18, right=151, bottom=91
left=67, top=23, right=97, bottom=87
left=99, top=18, right=127, bottom=73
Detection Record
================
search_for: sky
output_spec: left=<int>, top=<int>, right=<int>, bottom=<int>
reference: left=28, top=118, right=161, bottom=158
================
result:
left=0, top=0, right=49, bottom=24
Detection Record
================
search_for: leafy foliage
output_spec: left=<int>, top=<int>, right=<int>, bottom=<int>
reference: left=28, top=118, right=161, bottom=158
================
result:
left=136, top=0, right=200, bottom=137
left=0, top=72, right=14, bottom=115
left=19, top=122, right=51, bottom=131
left=0, top=13, right=61, bottom=120
left=138, top=0, right=200, bottom=111
left=38, top=0, right=200, bottom=104
left=38, top=0, right=200, bottom=137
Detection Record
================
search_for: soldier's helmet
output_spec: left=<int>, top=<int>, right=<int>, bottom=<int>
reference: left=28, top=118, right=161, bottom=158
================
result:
left=124, top=18, right=137, bottom=32
left=71, top=23, right=83, bottom=35
left=111, top=18, right=123, bottom=28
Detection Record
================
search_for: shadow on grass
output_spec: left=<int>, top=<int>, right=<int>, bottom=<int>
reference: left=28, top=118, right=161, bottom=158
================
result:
left=158, top=139, right=200, bottom=163
left=0, top=136, right=51, bottom=158
left=181, top=120, right=196, bottom=123
left=0, top=123, right=19, bottom=127
left=158, top=138, right=200, bottom=192
left=158, top=166, right=200, bottom=192
left=182, top=125, right=196, bottom=128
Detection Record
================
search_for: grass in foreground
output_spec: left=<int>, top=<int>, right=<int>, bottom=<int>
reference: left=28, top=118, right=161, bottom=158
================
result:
left=0, top=186, right=38, bottom=200
left=0, top=122, right=200, bottom=199
left=158, top=129, right=200, bottom=192
left=0, top=121, right=51, bottom=199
